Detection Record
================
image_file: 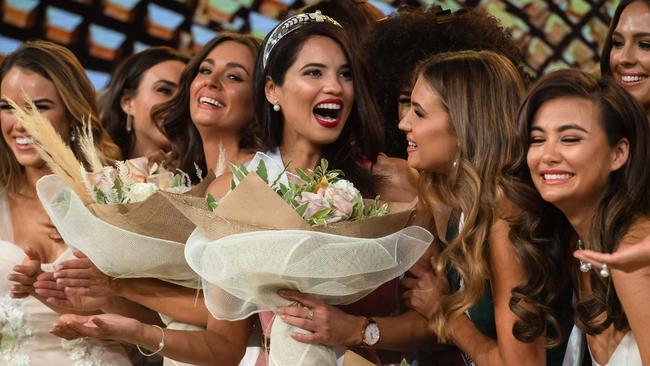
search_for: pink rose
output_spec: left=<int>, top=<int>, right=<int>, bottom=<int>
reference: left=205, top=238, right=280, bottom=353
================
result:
left=322, top=180, right=361, bottom=222
left=298, top=191, right=331, bottom=219
left=87, top=166, right=116, bottom=193
left=125, top=157, right=150, bottom=183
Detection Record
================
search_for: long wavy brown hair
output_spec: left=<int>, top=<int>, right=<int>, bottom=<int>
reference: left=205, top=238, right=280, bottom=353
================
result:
left=508, top=70, right=650, bottom=342
left=0, top=40, right=120, bottom=194
left=415, top=51, right=526, bottom=341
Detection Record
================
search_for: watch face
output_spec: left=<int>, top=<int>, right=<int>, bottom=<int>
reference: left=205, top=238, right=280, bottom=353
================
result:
left=364, top=322, right=380, bottom=345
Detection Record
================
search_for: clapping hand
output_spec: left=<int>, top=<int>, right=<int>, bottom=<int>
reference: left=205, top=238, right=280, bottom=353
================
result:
left=33, top=251, right=113, bottom=311
left=7, top=247, right=42, bottom=299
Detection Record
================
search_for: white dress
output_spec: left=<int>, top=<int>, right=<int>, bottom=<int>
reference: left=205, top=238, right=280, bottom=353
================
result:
left=590, top=331, right=642, bottom=366
left=0, top=194, right=132, bottom=366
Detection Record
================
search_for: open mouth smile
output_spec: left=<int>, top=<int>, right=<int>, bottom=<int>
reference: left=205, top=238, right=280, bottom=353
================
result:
left=313, top=99, right=343, bottom=128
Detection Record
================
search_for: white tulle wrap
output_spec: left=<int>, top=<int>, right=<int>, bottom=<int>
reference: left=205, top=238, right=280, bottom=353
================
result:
left=184, top=226, right=432, bottom=366
left=37, top=174, right=198, bottom=288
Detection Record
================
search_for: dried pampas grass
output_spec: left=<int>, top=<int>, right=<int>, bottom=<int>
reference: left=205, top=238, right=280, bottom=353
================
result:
left=5, top=94, right=93, bottom=204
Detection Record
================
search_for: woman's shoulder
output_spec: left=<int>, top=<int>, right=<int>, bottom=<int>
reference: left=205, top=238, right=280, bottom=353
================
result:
left=619, top=216, right=650, bottom=250
left=373, top=154, right=419, bottom=202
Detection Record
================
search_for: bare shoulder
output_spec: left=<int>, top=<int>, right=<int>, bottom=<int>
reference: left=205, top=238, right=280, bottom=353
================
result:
left=373, top=154, right=419, bottom=202
left=489, top=204, right=521, bottom=272
left=618, top=216, right=650, bottom=250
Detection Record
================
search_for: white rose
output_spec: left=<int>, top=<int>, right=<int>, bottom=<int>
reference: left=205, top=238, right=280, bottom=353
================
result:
left=125, top=182, right=158, bottom=202
left=330, top=180, right=360, bottom=200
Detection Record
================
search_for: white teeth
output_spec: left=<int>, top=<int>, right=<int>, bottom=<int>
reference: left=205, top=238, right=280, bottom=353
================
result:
left=408, top=141, right=417, bottom=148
left=199, top=96, right=223, bottom=107
left=315, top=103, right=341, bottom=110
left=621, top=75, right=646, bottom=83
left=318, top=115, right=337, bottom=122
left=15, top=136, right=34, bottom=145
left=544, top=173, right=572, bottom=180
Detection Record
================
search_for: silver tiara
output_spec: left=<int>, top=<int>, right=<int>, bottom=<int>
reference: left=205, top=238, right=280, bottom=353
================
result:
left=262, top=11, right=342, bottom=70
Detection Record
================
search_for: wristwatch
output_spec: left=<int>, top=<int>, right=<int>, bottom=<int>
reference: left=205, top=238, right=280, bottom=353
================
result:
left=361, top=318, right=380, bottom=347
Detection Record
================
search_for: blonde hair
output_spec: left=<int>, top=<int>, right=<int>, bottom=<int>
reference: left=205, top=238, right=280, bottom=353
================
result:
left=0, top=40, right=121, bottom=193
left=416, top=50, right=525, bottom=341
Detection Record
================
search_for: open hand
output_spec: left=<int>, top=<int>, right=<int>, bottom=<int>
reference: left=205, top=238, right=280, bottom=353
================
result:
left=52, top=313, right=140, bottom=342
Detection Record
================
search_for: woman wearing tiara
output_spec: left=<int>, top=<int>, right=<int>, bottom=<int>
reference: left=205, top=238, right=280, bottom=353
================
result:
left=52, top=11, right=433, bottom=366
left=241, top=11, right=434, bottom=364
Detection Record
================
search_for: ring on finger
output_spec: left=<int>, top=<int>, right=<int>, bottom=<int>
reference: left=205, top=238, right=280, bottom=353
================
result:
left=307, top=308, right=314, bottom=320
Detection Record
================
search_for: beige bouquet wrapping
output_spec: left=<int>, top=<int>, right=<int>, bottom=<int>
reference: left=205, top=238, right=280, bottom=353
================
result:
left=168, top=153, right=433, bottom=365
left=8, top=97, right=207, bottom=287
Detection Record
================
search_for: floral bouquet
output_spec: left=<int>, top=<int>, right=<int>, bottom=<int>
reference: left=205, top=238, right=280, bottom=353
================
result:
left=8, top=97, right=206, bottom=287
left=169, top=152, right=432, bottom=365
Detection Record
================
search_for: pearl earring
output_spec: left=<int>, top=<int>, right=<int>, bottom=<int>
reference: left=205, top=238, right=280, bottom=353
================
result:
left=599, top=264, right=610, bottom=278
left=126, top=114, right=133, bottom=132
left=273, top=104, right=280, bottom=112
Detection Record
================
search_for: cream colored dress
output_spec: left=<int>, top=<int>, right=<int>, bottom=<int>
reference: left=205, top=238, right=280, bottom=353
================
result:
left=0, top=194, right=132, bottom=366
left=590, top=332, right=642, bottom=366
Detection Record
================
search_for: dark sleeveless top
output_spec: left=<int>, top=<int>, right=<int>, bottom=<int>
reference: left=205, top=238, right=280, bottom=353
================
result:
left=445, top=218, right=573, bottom=366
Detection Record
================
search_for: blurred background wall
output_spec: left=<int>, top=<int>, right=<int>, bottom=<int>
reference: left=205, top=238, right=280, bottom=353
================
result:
left=0, top=0, right=618, bottom=90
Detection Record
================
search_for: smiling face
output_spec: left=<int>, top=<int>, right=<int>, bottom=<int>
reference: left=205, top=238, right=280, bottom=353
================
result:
left=609, top=1, right=650, bottom=109
left=122, top=60, right=185, bottom=153
left=527, top=97, right=629, bottom=213
left=266, top=36, right=354, bottom=146
left=398, top=75, right=457, bottom=173
left=189, top=41, right=255, bottom=133
left=1, top=67, right=70, bottom=168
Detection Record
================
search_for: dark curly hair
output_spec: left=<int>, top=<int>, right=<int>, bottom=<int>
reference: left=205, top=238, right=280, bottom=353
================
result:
left=364, top=7, right=526, bottom=158
left=301, top=0, right=383, bottom=49
left=507, top=70, right=650, bottom=344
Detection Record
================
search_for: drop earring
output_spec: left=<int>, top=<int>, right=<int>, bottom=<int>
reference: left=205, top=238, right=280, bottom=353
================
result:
left=70, top=129, right=76, bottom=142
left=126, top=114, right=133, bottom=132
